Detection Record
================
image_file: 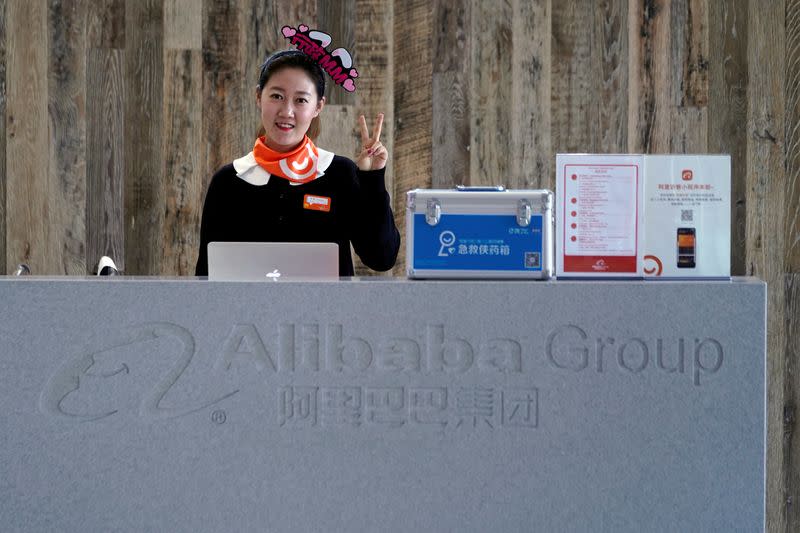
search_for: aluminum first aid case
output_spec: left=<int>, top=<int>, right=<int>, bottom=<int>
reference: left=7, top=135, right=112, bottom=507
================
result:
left=406, top=187, right=554, bottom=279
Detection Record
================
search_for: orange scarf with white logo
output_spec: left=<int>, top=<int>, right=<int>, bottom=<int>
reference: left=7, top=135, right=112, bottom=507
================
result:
left=253, top=135, right=320, bottom=184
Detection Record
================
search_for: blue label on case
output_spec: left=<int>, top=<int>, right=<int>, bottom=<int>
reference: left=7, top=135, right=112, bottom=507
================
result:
left=413, top=214, right=543, bottom=271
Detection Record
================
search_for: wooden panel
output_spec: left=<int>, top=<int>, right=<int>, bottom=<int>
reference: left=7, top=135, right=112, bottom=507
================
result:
left=6, top=0, right=48, bottom=273
left=313, top=102, right=363, bottom=276
left=311, top=100, right=356, bottom=162
left=746, top=2, right=788, bottom=533
left=164, top=0, right=201, bottom=50
left=125, top=0, right=164, bottom=275
left=162, top=50, right=202, bottom=276
left=240, top=0, right=270, bottom=146
left=787, top=274, right=800, bottom=531
left=318, top=0, right=355, bottom=105
left=48, top=0, right=87, bottom=275
left=393, top=0, right=432, bottom=274
left=470, top=0, right=512, bottom=186
left=784, top=10, right=800, bottom=531
left=627, top=0, right=671, bottom=153
left=670, top=106, right=707, bottom=153
left=594, top=0, right=628, bottom=154
left=86, top=0, right=125, bottom=272
left=86, top=48, right=124, bottom=272
left=787, top=0, right=800, bottom=273
left=202, top=0, right=243, bottom=195
left=674, top=0, right=708, bottom=108
left=353, top=0, right=393, bottom=276
left=552, top=0, right=596, bottom=154
left=0, top=0, right=6, bottom=275
left=553, top=0, right=627, bottom=157
left=246, top=0, right=317, bottom=56
left=356, top=0, right=393, bottom=178
left=243, top=1, right=318, bottom=74
left=510, top=0, right=551, bottom=190
left=432, top=0, right=470, bottom=188
left=87, top=0, right=124, bottom=49
left=161, top=0, right=203, bottom=276
left=708, top=0, right=748, bottom=276
left=787, top=3, right=800, bottom=530
left=238, top=0, right=316, bottom=148
left=668, top=0, right=708, bottom=153
left=315, top=104, right=357, bottom=157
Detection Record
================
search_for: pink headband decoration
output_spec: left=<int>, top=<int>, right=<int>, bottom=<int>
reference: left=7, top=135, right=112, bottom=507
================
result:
left=281, top=24, right=359, bottom=93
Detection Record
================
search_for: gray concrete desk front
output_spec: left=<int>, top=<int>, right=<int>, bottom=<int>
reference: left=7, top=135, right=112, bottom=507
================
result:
left=0, top=277, right=766, bottom=532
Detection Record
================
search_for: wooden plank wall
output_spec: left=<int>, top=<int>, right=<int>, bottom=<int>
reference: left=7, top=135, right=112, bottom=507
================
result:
left=0, top=0, right=797, bottom=528
left=86, top=0, right=125, bottom=276
left=0, top=0, right=6, bottom=275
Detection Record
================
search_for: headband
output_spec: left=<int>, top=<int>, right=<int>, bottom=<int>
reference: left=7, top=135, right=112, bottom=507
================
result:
left=281, top=24, right=358, bottom=93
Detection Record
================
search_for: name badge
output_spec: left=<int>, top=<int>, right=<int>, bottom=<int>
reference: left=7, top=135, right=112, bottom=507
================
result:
left=303, top=194, right=331, bottom=212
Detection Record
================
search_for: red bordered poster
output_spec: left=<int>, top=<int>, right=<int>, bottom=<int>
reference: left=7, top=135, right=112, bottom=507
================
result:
left=556, top=154, right=643, bottom=277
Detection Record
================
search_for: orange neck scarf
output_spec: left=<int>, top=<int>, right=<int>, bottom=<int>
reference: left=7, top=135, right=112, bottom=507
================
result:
left=253, top=135, right=320, bottom=184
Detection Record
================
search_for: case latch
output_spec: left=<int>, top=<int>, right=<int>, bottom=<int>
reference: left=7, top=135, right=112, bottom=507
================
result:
left=426, top=199, right=441, bottom=226
left=407, top=191, right=417, bottom=211
left=516, top=199, right=532, bottom=227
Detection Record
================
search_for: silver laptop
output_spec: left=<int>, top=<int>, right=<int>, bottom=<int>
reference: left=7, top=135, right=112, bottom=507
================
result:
left=207, top=242, right=339, bottom=281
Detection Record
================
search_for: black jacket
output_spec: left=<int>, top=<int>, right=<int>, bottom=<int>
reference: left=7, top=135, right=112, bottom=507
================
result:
left=195, top=156, right=400, bottom=276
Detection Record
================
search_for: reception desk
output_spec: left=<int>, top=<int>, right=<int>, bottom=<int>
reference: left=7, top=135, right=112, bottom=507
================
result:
left=0, top=277, right=766, bottom=531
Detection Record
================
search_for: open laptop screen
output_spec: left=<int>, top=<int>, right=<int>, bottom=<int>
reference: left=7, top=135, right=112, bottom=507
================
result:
left=207, top=242, right=339, bottom=281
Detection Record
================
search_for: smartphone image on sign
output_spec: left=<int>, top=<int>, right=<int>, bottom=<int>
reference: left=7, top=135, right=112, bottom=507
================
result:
left=677, top=227, right=696, bottom=268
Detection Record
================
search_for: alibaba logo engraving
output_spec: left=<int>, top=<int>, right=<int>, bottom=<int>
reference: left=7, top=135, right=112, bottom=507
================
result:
left=39, top=322, right=238, bottom=422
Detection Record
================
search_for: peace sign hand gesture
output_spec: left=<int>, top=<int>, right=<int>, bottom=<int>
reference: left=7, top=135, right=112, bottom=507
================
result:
left=356, top=113, right=388, bottom=171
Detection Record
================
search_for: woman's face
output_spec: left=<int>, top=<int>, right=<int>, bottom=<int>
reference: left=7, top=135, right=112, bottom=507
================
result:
left=257, top=67, right=324, bottom=152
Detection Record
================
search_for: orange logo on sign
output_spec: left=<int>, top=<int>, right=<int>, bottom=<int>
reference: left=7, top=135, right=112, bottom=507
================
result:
left=303, top=194, right=331, bottom=212
left=681, top=169, right=693, bottom=181
left=644, top=255, right=663, bottom=276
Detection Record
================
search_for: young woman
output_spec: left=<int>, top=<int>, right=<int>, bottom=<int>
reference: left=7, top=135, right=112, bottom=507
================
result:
left=194, top=49, right=400, bottom=276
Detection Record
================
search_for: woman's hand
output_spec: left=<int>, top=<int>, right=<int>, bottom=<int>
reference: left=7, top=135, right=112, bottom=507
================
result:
left=356, top=113, right=388, bottom=171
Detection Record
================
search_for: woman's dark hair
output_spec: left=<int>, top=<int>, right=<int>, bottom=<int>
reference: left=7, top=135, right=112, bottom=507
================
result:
left=257, top=49, right=325, bottom=99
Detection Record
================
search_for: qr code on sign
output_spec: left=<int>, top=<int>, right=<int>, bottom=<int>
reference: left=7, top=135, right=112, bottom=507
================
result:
left=681, top=209, right=693, bottom=222
left=524, top=252, right=540, bottom=268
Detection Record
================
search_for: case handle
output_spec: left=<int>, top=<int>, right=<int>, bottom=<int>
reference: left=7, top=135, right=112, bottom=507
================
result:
left=455, top=185, right=506, bottom=192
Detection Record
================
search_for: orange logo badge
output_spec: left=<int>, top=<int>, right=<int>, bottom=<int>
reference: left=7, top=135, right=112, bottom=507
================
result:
left=644, top=254, right=663, bottom=276
left=303, top=194, right=331, bottom=212
left=681, top=169, right=693, bottom=181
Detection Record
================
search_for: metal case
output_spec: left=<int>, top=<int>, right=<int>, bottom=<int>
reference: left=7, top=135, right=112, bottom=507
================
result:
left=406, top=187, right=554, bottom=279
